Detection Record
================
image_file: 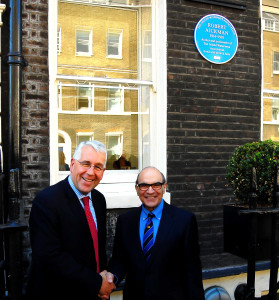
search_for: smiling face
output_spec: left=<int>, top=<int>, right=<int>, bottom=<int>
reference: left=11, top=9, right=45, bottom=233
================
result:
left=70, top=145, right=106, bottom=194
left=135, top=167, right=167, bottom=211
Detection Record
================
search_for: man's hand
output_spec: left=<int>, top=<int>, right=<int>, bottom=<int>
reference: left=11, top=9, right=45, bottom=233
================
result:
left=98, top=270, right=115, bottom=299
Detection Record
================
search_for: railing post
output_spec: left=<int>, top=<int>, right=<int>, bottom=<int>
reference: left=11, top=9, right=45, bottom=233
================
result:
left=246, top=167, right=258, bottom=299
left=268, top=166, right=279, bottom=299
left=0, top=173, right=6, bottom=300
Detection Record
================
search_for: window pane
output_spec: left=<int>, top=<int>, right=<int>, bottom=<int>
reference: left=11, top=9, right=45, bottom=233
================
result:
left=263, top=93, right=279, bottom=142
left=57, top=1, right=152, bottom=173
left=78, top=98, right=89, bottom=110
left=77, top=133, right=94, bottom=144
left=274, top=52, right=279, bottom=72
left=143, top=31, right=152, bottom=61
left=76, top=30, right=90, bottom=53
left=108, top=31, right=122, bottom=56
left=263, top=124, right=279, bottom=141
left=107, top=88, right=122, bottom=111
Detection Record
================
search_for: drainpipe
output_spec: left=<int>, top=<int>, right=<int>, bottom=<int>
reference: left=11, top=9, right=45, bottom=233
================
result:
left=0, top=1, right=28, bottom=299
left=7, top=0, right=26, bottom=217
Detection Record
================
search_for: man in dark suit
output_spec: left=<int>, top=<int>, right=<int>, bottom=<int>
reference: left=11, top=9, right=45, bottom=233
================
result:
left=107, top=166, right=205, bottom=300
left=29, top=141, right=115, bottom=300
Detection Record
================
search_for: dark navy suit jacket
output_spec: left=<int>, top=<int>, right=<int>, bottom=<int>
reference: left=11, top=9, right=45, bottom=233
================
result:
left=108, top=201, right=205, bottom=300
left=29, top=177, right=107, bottom=300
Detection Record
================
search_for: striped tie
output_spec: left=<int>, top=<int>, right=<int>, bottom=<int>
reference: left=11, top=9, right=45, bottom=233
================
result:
left=143, top=213, right=155, bottom=262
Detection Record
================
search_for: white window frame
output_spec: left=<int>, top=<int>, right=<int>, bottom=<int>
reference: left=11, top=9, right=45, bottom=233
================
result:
left=49, top=0, right=168, bottom=208
left=107, top=28, right=123, bottom=59
left=106, top=86, right=124, bottom=112
left=143, top=30, right=152, bottom=62
left=263, top=13, right=279, bottom=33
left=76, top=28, right=93, bottom=56
left=105, top=132, right=123, bottom=159
left=76, top=132, right=94, bottom=145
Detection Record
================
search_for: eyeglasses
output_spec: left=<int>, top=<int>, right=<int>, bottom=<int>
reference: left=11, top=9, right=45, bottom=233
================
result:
left=137, top=182, right=165, bottom=191
left=76, top=160, right=105, bottom=172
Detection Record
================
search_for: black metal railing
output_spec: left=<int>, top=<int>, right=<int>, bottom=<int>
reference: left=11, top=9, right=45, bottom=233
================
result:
left=0, top=168, right=27, bottom=300
left=234, top=167, right=279, bottom=300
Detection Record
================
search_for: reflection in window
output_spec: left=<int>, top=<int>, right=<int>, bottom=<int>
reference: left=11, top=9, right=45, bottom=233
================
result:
left=58, top=131, right=71, bottom=171
left=263, top=12, right=279, bottom=32
left=272, top=98, right=279, bottom=121
left=76, top=29, right=92, bottom=55
left=107, top=29, right=123, bottom=58
left=77, top=86, right=92, bottom=110
left=59, top=150, right=70, bottom=171
left=57, top=25, right=62, bottom=55
left=58, top=82, right=138, bottom=113
left=76, top=132, right=94, bottom=145
left=57, top=0, right=152, bottom=174
left=106, top=133, right=122, bottom=157
left=273, top=108, right=279, bottom=121
left=107, top=88, right=123, bottom=112
left=263, top=93, right=279, bottom=141
left=274, top=52, right=279, bottom=73
left=143, top=30, right=152, bottom=61
left=106, top=133, right=124, bottom=170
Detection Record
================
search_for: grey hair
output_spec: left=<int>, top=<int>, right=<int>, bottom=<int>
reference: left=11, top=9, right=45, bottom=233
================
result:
left=73, top=141, right=107, bottom=166
left=135, top=166, right=166, bottom=184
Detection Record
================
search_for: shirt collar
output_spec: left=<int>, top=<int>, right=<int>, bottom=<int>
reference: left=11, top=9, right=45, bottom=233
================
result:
left=68, top=176, right=91, bottom=201
left=142, top=199, right=164, bottom=221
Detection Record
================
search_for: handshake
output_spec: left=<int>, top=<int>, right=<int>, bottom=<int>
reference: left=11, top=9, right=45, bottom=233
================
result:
left=98, top=270, right=116, bottom=299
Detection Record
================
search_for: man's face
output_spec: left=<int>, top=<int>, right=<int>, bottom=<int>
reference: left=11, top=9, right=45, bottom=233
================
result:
left=135, top=168, right=166, bottom=211
left=70, top=145, right=106, bottom=195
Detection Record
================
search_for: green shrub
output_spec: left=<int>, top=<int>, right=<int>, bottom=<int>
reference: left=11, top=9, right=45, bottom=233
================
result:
left=226, top=140, right=279, bottom=205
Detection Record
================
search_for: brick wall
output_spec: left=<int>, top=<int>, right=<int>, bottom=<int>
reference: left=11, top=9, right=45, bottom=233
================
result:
left=167, top=0, right=261, bottom=256
left=21, top=0, right=49, bottom=217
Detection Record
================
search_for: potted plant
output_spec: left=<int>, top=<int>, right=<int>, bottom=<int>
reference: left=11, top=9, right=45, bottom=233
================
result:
left=226, top=139, right=279, bottom=206
left=224, top=140, right=279, bottom=259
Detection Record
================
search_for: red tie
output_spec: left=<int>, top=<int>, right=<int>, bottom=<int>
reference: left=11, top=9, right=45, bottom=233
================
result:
left=82, top=196, right=100, bottom=273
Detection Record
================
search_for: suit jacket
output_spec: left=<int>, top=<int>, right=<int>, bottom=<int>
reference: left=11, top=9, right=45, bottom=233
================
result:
left=108, top=201, right=205, bottom=300
left=28, top=177, right=107, bottom=300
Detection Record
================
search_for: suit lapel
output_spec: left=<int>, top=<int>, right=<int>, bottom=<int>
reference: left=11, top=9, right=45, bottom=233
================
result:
left=62, top=177, right=94, bottom=234
left=132, top=207, right=143, bottom=251
left=63, top=177, right=85, bottom=215
left=148, top=201, right=174, bottom=266
left=129, top=207, right=146, bottom=263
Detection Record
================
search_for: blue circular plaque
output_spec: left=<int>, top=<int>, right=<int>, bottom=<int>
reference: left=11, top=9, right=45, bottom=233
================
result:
left=194, top=14, right=238, bottom=64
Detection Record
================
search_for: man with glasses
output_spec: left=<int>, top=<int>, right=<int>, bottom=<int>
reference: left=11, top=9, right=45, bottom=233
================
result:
left=105, top=166, right=205, bottom=300
left=29, top=141, right=115, bottom=300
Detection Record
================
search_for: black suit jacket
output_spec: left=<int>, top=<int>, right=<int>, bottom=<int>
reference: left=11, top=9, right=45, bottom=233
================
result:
left=108, top=201, right=205, bottom=300
left=28, top=177, right=107, bottom=300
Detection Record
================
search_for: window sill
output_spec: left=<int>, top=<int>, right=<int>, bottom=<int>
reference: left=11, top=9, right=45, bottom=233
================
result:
left=75, top=53, right=93, bottom=57
left=106, top=55, right=122, bottom=59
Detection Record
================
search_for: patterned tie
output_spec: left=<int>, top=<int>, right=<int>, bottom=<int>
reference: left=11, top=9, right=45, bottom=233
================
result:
left=82, top=196, right=99, bottom=273
left=143, top=213, right=155, bottom=262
